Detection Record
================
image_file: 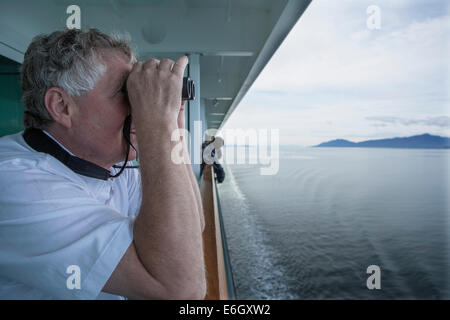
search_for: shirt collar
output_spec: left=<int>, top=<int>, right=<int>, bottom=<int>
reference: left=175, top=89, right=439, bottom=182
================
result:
left=42, top=130, right=75, bottom=156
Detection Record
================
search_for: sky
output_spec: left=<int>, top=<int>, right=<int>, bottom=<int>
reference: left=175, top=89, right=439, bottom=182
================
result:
left=220, top=0, right=450, bottom=146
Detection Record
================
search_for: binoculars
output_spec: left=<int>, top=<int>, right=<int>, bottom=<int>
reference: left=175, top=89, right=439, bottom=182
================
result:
left=122, top=77, right=195, bottom=101
left=182, top=77, right=195, bottom=101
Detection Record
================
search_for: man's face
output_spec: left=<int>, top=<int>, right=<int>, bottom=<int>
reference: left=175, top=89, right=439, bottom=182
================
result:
left=70, top=50, right=137, bottom=168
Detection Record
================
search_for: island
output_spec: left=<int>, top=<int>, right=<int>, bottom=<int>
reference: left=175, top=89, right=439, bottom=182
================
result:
left=314, top=133, right=450, bottom=149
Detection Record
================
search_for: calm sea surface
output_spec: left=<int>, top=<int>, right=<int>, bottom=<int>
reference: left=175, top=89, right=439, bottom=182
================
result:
left=217, top=146, right=449, bottom=299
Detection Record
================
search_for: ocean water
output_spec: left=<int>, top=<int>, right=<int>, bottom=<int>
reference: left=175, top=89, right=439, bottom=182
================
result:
left=217, top=146, right=449, bottom=299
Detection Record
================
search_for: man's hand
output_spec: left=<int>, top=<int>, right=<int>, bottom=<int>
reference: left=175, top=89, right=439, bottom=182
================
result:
left=126, top=56, right=189, bottom=132
left=177, top=100, right=187, bottom=131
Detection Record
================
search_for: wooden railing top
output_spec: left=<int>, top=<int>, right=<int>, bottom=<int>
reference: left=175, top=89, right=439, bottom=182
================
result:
left=200, top=165, right=229, bottom=300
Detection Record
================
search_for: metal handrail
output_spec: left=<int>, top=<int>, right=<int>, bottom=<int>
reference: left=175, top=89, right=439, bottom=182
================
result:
left=214, top=178, right=237, bottom=300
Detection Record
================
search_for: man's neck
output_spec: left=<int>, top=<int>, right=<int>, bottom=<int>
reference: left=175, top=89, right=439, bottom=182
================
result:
left=45, top=127, right=113, bottom=170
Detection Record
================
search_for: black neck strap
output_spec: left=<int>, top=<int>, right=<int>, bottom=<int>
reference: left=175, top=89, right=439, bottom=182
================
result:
left=23, top=128, right=112, bottom=180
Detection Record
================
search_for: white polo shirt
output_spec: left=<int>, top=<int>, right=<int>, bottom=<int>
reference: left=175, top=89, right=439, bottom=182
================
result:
left=0, top=131, right=142, bottom=299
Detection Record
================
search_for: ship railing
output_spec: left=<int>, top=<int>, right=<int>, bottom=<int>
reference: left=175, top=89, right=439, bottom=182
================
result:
left=200, top=164, right=237, bottom=300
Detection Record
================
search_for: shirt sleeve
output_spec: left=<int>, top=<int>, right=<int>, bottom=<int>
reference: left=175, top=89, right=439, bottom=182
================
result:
left=0, top=161, right=134, bottom=299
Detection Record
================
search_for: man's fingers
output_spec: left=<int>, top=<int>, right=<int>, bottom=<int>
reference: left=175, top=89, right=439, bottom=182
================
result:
left=143, top=58, right=160, bottom=71
left=127, top=61, right=142, bottom=91
left=131, top=61, right=143, bottom=73
left=172, top=55, right=188, bottom=77
left=159, top=58, right=175, bottom=72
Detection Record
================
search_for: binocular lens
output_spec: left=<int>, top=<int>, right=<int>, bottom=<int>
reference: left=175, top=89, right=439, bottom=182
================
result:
left=182, top=77, right=195, bottom=101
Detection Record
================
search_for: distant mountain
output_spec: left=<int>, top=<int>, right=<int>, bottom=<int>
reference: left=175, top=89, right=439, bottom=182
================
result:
left=314, top=134, right=450, bottom=149
left=315, top=139, right=357, bottom=147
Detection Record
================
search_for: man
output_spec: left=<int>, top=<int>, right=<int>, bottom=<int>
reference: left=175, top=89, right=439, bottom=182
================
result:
left=201, top=136, right=226, bottom=184
left=0, top=28, right=206, bottom=299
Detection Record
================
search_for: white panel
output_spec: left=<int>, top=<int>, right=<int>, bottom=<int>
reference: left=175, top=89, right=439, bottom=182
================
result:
left=187, top=53, right=202, bottom=179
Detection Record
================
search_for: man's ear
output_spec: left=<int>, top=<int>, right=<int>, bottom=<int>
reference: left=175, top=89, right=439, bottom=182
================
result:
left=44, top=87, right=74, bottom=128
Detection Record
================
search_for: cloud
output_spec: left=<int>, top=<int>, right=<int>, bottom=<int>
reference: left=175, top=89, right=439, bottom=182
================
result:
left=252, top=10, right=449, bottom=94
left=366, top=116, right=450, bottom=127
left=223, top=0, right=450, bottom=146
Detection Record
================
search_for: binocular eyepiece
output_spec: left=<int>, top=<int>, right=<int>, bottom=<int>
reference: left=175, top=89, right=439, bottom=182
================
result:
left=182, top=77, right=195, bottom=101
left=122, top=77, right=195, bottom=101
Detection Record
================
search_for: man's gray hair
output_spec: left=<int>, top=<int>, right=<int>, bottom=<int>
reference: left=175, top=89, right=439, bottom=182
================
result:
left=21, top=28, right=137, bottom=129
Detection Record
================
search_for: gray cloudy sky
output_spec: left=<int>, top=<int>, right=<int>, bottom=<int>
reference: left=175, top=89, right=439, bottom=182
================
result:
left=221, top=0, right=450, bottom=146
